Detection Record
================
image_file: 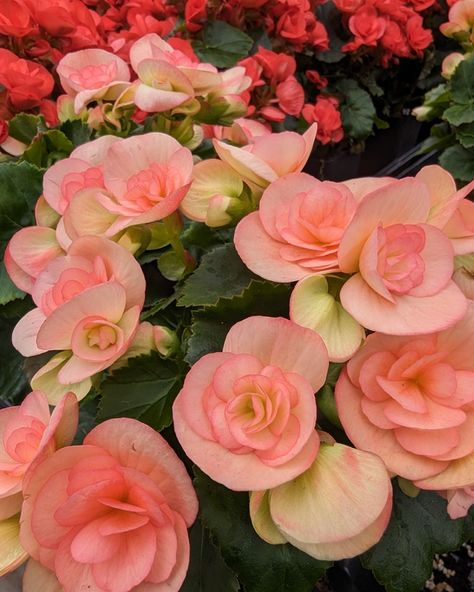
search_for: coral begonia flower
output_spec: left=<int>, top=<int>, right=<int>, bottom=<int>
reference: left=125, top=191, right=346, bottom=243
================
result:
left=235, top=172, right=357, bottom=282
left=173, top=316, right=329, bottom=491
left=335, top=303, right=474, bottom=488
left=250, top=442, right=392, bottom=560
left=20, top=419, right=198, bottom=592
left=338, top=178, right=467, bottom=334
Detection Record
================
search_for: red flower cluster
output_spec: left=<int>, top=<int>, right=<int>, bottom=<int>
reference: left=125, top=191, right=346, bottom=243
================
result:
left=201, top=0, right=329, bottom=52
left=0, top=48, right=54, bottom=118
left=239, top=46, right=305, bottom=123
left=302, top=95, right=344, bottom=145
left=335, top=0, right=434, bottom=65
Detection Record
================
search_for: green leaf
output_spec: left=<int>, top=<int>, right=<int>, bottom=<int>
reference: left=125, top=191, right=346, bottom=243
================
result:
left=177, top=243, right=260, bottom=307
left=315, top=3, right=345, bottom=64
left=450, top=54, right=474, bottom=105
left=0, top=161, right=43, bottom=255
left=59, top=120, right=93, bottom=147
left=0, top=317, right=28, bottom=403
left=362, top=483, right=465, bottom=592
left=98, top=353, right=183, bottom=431
left=337, top=80, right=376, bottom=141
left=0, top=262, right=25, bottom=306
left=443, top=102, right=474, bottom=126
left=439, top=144, right=474, bottom=182
left=193, top=21, right=253, bottom=68
left=456, top=123, right=474, bottom=148
left=181, top=521, right=240, bottom=592
left=8, top=113, right=46, bottom=144
left=195, top=469, right=330, bottom=592
left=184, top=314, right=230, bottom=366
left=22, top=130, right=74, bottom=168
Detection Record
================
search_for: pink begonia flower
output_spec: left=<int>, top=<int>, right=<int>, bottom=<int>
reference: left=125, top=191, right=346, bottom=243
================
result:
left=213, top=124, right=318, bottom=189
left=415, top=165, right=474, bottom=255
left=173, top=316, right=329, bottom=491
left=57, top=49, right=131, bottom=114
left=130, top=33, right=221, bottom=94
left=12, top=235, right=145, bottom=360
left=91, top=133, right=193, bottom=235
left=250, top=441, right=392, bottom=560
left=0, top=391, right=78, bottom=522
left=43, top=135, right=119, bottom=216
left=446, top=485, right=474, bottom=519
left=4, top=226, right=64, bottom=293
left=335, top=303, right=474, bottom=488
left=20, top=418, right=198, bottom=592
left=32, top=281, right=141, bottom=384
left=440, top=0, right=474, bottom=45
left=235, top=172, right=357, bottom=282
left=338, top=177, right=467, bottom=335
left=203, top=118, right=271, bottom=145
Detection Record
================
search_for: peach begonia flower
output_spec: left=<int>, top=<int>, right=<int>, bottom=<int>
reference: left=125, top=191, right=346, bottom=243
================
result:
left=4, top=226, right=64, bottom=293
left=12, top=235, right=145, bottom=362
left=290, top=275, right=365, bottom=362
left=130, top=33, right=221, bottom=94
left=203, top=118, right=271, bottom=145
left=235, top=172, right=357, bottom=282
left=213, top=124, right=318, bottom=190
left=440, top=0, right=474, bottom=46
left=0, top=391, right=78, bottom=522
left=57, top=49, right=131, bottom=114
left=415, top=165, right=474, bottom=255
left=62, top=133, right=194, bottom=239
left=335, top=303, right=474, bottom=489
left=250, top=441, right=392, bottom=560
left=173, top=316, right=329, bottom=491
left=129, top=33, right=222, bottom=113
left=338, top=177, right=467, bottom=335
left=441, top=52, right=465, bottom=78
left=43, top=135, right=120, bottom=217
left=20, top=418, right=198, bottom=592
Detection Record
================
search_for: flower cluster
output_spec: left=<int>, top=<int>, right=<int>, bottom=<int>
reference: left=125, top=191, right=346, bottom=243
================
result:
left=336, top=0, right=434, bottom=66
left=0, top=26, right=473, bottom=592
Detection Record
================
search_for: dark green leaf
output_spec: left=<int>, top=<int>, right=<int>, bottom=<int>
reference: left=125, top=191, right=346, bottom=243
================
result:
left=60, top=120, right=93, bottom=147
left=315, top=3, right=345, bottom=64
left=181, top=521, right=240, bottom=592
left=439, top=144, right=474, bottom=182
left=0, top=161, right=43, bottom=255
left=177, top=243, right=259, bottom=307
left=337, top=80, right=376, bottom=141
left=22, top=130, right=74, bottom=168
left=450, top=54, right=474, bottom=105
left=0, top=317, right=28, bottom=403
left=195, top=469, right=330, bottom=592
left=98, top=353, right=183, bottom=431
left=362, top=483, right=465, bottom=592
left=0, top=262, right=25, bottom=306
left=456, top=123, right=474, bottom=148
left=193, top=21, right=253, bottom=68
left=8, top=114, right=46, bottom=144
left=184, top=314, right=230, bottom=366
left=443, top=102, right=474, bottom=126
